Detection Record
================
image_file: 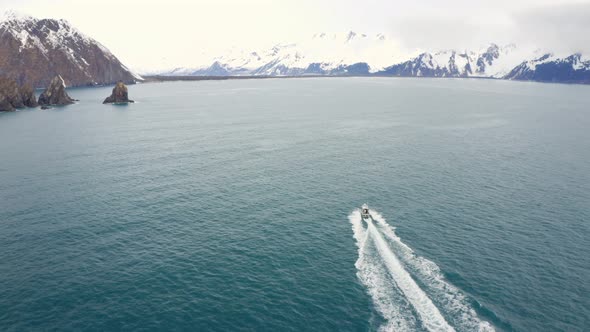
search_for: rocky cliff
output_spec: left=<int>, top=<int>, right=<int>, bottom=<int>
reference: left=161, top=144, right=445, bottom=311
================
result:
left=0, top=77, right=38, bottom=111
left=0, top=11, right=142, bottom=88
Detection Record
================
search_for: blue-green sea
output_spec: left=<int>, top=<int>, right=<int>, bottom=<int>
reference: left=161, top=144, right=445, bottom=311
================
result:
left=1, top=78, right=589, bottom=331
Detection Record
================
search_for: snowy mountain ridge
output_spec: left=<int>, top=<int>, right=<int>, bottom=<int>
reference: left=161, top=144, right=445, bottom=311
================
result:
left=378, top=43, right=538, bottom=78
left=154, top=33, right=528, bottom=77
left=504, top=53, right=590, bottom=83
left=1, top=11, right=587, bottom=85
left=153, top=32, right=590, bottom=84
left=159, top=31, right=405, bottom=76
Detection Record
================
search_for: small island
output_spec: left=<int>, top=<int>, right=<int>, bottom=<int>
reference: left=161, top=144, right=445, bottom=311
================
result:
left=103, top=81, right=134, bottom=104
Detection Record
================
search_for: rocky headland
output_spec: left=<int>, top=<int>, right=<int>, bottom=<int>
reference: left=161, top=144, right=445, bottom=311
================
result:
left=0, top=11, right=141, bottom=88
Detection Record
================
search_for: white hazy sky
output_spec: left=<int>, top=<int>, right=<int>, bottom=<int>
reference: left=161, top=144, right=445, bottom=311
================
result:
left=3, top=0, right=590, bottom=70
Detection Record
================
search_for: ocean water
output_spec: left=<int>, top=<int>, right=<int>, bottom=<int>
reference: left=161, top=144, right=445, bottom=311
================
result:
left=0, top=78, right=589, bottom=331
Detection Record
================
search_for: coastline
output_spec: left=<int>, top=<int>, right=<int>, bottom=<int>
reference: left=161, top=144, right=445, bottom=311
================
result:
left=140, top=74, right=590, bottom=86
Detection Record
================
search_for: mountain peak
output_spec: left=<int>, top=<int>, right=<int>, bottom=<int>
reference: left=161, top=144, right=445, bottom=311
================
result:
left=346, top=31, right=357, bottom=42
left=486, top=43, right=499, bottom=51
left=1, top=10, right=34, bottom=22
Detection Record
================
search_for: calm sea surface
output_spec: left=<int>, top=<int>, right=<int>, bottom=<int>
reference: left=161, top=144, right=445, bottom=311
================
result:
left=1, top=78, right=589, bottom=331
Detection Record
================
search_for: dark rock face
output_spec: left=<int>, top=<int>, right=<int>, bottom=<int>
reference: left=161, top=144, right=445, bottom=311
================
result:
left=329, top=62, right=371, bottom=76
left=38, top=75, right=76, bottom=106
left=378, top=53, right=446, bottom=77
left=103, top=81, right=134, bottom=104
left=0, top=77, right=23, bottom=111
left=0, top=12, right=141, bottom=88
left=302, top=63, right=326, bottom=75
left=0, top=76, right=37, bottom=111
left=0, top=99, right=14, bottom=111
left=20, top=84, right=38, bottom=107
left=476, top=44, right=500, bottom=74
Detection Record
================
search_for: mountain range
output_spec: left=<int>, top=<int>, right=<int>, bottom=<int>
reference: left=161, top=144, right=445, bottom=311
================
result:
left=1, top=11, right=589, bottom=86
left=156, top=32, right=590, bottom=84
left=0, top=10, right=140, bottom=88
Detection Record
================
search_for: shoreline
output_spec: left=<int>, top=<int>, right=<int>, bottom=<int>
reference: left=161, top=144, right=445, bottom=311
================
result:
left=139, top=75, right=590, bottom=86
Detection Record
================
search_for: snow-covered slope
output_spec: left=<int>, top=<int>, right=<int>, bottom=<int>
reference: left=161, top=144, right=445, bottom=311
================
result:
left=159, top=31, right=403, bottom=76
left=0, top=10, right=141, bottom=88
left=150, top=30, right=589, bottom=84
left=504, top=53, right=590, bottom=83
left=377, top=44, right=532, bottom=78
left=156, top=36, right=539, bottom=79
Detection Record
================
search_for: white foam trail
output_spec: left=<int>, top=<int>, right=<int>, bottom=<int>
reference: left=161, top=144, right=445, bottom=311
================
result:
left=367, top=217, right=455, bottom=332
left=370, top=210, right=495, bottom=332
left=350, top=210, right=418, bottom=331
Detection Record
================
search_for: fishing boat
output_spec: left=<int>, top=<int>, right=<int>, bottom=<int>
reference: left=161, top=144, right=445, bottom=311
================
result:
left=361, top=204, right=372, bottom=222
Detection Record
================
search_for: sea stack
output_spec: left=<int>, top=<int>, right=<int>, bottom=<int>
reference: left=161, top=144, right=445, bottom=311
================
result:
left=38, top=75, right=76, bottom=106
left=0, top=77, right=38, bottom=111
left=103, top=81, right=134, bottom=104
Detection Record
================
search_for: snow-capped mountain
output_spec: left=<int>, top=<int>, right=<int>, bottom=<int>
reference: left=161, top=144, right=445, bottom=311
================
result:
left=376, top=44, right=530, bottom=78
left=155, top=33, right=590, bottom=84
left=156, top=34, right=527, bottom=78
left=504, top=53, right=590, bottom=83
left=160, top=32, right=403, bottom=76
left=0, top=10, right=141, bottom=88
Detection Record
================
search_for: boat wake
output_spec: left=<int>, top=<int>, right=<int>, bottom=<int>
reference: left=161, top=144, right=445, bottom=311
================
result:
left=349, top=208, right=494, bottom=332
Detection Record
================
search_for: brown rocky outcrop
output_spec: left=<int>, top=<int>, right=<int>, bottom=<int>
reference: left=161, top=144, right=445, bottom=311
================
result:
left=103, top=81, right=134, bottom=104
left=38, top=75, right=76, bottom=106
left=0, top=76, right=37, bottom=111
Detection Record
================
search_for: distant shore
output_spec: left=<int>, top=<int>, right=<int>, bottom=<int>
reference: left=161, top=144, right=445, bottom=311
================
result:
left=140, top=75, right=590, bottom=86
left=141, top=75, right=324, bottom=83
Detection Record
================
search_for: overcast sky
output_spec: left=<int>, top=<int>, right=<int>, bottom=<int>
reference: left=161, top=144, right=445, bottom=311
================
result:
left=3, top=0, right=590, bottom=70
